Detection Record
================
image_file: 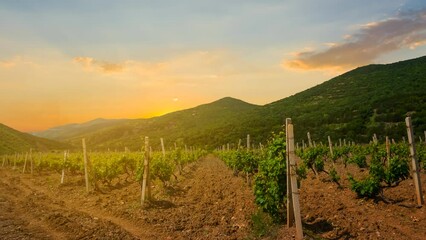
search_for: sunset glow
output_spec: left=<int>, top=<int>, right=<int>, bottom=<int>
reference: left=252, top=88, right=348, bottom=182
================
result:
left=1, top=0, right=425, bottom=132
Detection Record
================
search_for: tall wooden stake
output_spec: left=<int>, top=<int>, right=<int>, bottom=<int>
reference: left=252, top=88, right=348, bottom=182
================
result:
left=385, top=136, right=391, bottom=166
left=286, top=119, right=294, bottom=227
left=141, top=136, right=151, bottom=206
left=22, top=152, right=28, bottom=173
left=161, top=138, right=166, bottom=158
left=29, top=148, right=33, bottom=175
left=328, top=136, right=335, bottom=167
left=307, top=132, right=312, bottom=147
left=82, top=138, right=90, bottom=193
left=13, top=153, right=17, bottom=170
left=61, top=150, right=67, bottom=184
left=405, top=117, right=424, bottom=206
left=247, top=134, right=250, bottom=150
left=328, top=136, right=333, bottom=157
left=287, top=119, right=304, bottom=239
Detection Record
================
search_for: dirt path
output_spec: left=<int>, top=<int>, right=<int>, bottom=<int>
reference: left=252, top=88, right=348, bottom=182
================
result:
left=0, top=155, right=259, bottom=239
left=140, top=155, right=257, bottom=239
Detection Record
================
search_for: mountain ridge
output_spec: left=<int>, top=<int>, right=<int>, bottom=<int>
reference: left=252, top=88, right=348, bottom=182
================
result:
left=31, top=55, right=426, bottom=150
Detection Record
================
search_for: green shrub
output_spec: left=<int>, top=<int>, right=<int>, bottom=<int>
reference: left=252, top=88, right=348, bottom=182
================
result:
left=254, top=132, right=286, bottom=222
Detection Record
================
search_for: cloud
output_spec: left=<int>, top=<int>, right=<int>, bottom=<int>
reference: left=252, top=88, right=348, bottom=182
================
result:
left=0, top=56, right=36, bottom=68
left=73, top=50, right=261, bottom=85
left=284, top=9, right=426, bottom=71
left=0, top=60, right=16, bottom=68
left=73, top=57, right=124, bottom=73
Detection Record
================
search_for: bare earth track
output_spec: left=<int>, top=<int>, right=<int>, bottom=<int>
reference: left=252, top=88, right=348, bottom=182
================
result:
left=1, top=155, right=425, bottom=239
left=0, top=156, right=258, bottom=240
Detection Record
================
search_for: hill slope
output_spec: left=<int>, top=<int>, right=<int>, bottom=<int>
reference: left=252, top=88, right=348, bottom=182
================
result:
left=38, top=97, right=261, bottom=150
left=253, top=55, right=426, bottom=143
left=33, top=118, right=129, bottom=140
left=33, top=56, right=426, bottom=149
left=0, top=124, right=70, bottom=154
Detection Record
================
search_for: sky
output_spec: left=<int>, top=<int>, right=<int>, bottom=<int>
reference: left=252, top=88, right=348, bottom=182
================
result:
left=1, top=0, right=426, bottom=132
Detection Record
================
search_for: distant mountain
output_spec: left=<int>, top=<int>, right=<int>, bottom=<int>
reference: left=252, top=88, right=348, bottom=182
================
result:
left=34, top=97, right=261, bottom=150
left=0, top=123, right=70, bottom=154
left=33, top=56, right=426, bottom=150
left=33, top=118, right=129, bottom=140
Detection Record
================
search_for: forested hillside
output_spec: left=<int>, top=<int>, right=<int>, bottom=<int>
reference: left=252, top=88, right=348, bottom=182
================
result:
left=0, top=124, right=70, bottom=154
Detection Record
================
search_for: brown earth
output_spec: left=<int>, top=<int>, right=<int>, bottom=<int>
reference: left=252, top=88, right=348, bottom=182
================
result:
left=0, top=155, right=425, bottom=239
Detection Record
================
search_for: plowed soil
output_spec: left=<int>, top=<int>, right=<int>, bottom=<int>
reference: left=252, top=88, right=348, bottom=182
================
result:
left=0, top=155, right=425, bottom=239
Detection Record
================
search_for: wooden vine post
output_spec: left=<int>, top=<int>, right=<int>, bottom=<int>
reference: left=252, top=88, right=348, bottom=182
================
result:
left=161, top=137, right=166, bottom=158
left=247, top=134, right=250, bottom=150
left=385, top=136, right=391, bottom=166
left=30, top=148, right=33, bottom=175
left=328, top=136, right=333, bottom=157
left=286, top=118, right=303, bottom=239
left=307, top=132, right=312, bottom=147
left=82, top=138, right=90, bottom=193
left=141, top=136, right=151, bottom=206
left=286, top=119, right=294, bottom=227
left=246, top=134, right=251, bottom=184
left=22, top=152, right=28, bottom=173
left=61, top=150, right=67, bottom=184
left=328, top=136, right=336, bottom=167
left=13, top=153, right=17, bottom=170
left=405, top=117, right=424, bottom=206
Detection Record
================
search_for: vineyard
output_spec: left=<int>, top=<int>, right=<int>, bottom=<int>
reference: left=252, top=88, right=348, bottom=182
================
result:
left=1, top=142, right=206, bottom=192
left=217, top=135, right=426, bottom=210
left=1, top=127, right=426, bottom=239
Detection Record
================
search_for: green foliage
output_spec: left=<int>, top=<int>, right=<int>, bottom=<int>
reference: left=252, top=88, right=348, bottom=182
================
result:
left=151, top=154, right=174, bottom=184
left=369, top=154, right=385, bottom=181
left=348, top=154, right=367, bottom=168
left=296, top=163, right=307, bottom=180
left=250, top=210, right=277, bottom=238
left=384, top=156, right=410, bottom=186
left=297, top=146, right=328, bottom=174
left=253, top=132, right=286, bottom=222
left=348, top=175, right=381, bottom=198
left=349, top=142, right=411, bottom=198
left=417, top=144, right=426, bottom=170
left=2, top=148, right=205, bottom=190
left=329, top=167, right=340, bottom=184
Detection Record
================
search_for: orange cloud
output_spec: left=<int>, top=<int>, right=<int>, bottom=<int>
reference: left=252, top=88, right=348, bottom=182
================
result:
left=0, top=60, right=16, bottom=68
left=73, top=57, right=124, bottom=73
left=283, top=9, right=426, bottom=71
left=0, top=56, right=36, bottom=68
left=73, top=50, right=253, bottom=86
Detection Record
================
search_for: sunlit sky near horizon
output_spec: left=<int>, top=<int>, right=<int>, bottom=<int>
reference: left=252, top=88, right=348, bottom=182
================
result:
left=1, top=0, right=426, bottom=132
